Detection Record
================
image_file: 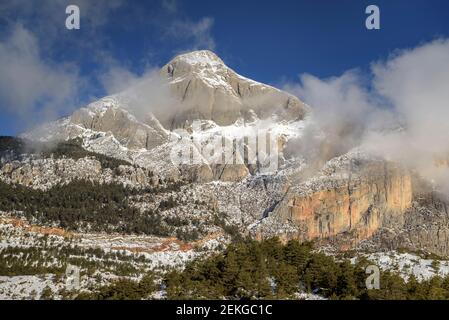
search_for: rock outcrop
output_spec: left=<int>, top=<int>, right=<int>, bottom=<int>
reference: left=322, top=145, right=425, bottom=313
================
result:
left=70, top=97, right=169, bottom=150
left=355, top=180, right=449, bottom=257
left=0, top=157, right=158, bottom=190
left=22, top=50, right=308, bottom=184
left=160, top=50, right=308, bottom=128
left=254, top=153, right=413, bottom=245
left=17, top=50, right=449, bottom=257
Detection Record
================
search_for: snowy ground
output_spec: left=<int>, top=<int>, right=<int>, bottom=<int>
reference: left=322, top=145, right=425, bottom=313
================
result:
left=354, top=251, right=449, bottom=281
left=294, top=292, right=327, bottom=300
left=0, top=212, right=228, bottom=299
left=0, top=275, right=61, bottom=300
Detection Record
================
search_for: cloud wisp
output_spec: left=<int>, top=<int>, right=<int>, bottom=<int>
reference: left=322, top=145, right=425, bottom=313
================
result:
left=285, top=38, right=449, bottom=193
left=0, top=0, right=217, bottom=134
left=0, top=24, right=83, bottom=130
left=164, top=16, right=216, bottom=52
left=99, top=64, right=179, bottom=124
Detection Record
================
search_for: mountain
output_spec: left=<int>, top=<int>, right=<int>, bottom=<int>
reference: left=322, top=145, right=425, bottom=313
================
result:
left=5, top=50, right=449, bottom=257
left=159, top=50, right=307, bottom=128
left=21, top=50, right=309, bottom=183
left=3, top=50, right=449, bottom=299
left=23, top=50, right=307, bottom=143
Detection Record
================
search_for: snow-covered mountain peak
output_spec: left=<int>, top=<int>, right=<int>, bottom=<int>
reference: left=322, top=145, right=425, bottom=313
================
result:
left=162, top=50, right=230, bottom=89
left=170, top=50, right=225, bottom=68
left=22, top=49, right=309, bottom=172
left=82, top=96, right=123, bottom=116
left=160, top=50, right=308, bottom=128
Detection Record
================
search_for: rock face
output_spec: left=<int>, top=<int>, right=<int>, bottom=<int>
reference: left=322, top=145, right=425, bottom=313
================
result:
left=355, top=181, right=449, bottom=257
left=0, top=157, right=158, bottom=190
left=17, top=50, right=449, bottom=257
left=22, top=50, right=308, bottom=184
left=160, top=50, right=308, bottom=128
left=70, top=97, right=169, bottom=150
left=256, top=153, right=413, bottom=245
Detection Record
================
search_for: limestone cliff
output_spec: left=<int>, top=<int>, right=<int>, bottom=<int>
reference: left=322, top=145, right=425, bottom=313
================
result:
left=356, top=177, right=449, bottom=257
left=0, top=157, right=158, bottom=190
left=256, top=153, right=413, bottom=244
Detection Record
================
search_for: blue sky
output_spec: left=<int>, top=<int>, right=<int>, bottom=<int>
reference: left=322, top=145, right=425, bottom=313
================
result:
left=0, top=0, right=449, bottom=135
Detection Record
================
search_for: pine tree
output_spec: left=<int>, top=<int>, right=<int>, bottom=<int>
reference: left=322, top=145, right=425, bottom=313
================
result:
left=336, top=261, right=358, bottom=299
left=41, top=286, right=54, bottom=300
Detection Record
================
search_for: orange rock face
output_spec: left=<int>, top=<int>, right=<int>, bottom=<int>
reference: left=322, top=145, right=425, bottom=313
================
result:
left=0, top=216, right=74, bottom=238
left=275, top=161, right=413, bottom=243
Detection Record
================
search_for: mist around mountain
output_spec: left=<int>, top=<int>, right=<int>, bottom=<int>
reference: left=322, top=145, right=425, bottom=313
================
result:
left=2, top=46, right=449, bottom=300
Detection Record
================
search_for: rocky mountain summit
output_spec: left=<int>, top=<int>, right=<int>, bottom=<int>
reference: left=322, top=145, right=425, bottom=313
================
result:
left=5, top=50, right=449, bottom=257
left=160, top=50, right=307, bottom=128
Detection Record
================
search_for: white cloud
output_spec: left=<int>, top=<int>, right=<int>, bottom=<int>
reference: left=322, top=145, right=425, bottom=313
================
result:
left=365, top=39, right=449, bottom=192
left=166, top=17, right=216, bottom=51
left=99, top=65, right=145, bottom=95
left=284, top=70, right=392, bottom=163
left=0, top=0, right=124, bottom=29
left=286, top=71, right=372, bottom=130
left=98, top=63, right=179, bottom=124
left=0, top=24, right=82, bottom=127
left=285, top=38, right=449, bottom=193
left=0, top=0, right=126, bottom=63
left=371, top=39, right=449, bottom=156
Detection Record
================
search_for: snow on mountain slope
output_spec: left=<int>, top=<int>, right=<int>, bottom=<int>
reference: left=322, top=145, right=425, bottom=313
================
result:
left=355, top=251, right=449, bottom=282
left=160, top=50, right=308, bottom=128
left=20, top=50, right=310, bottom=182
left=11, top=50, right=449, bottom=265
